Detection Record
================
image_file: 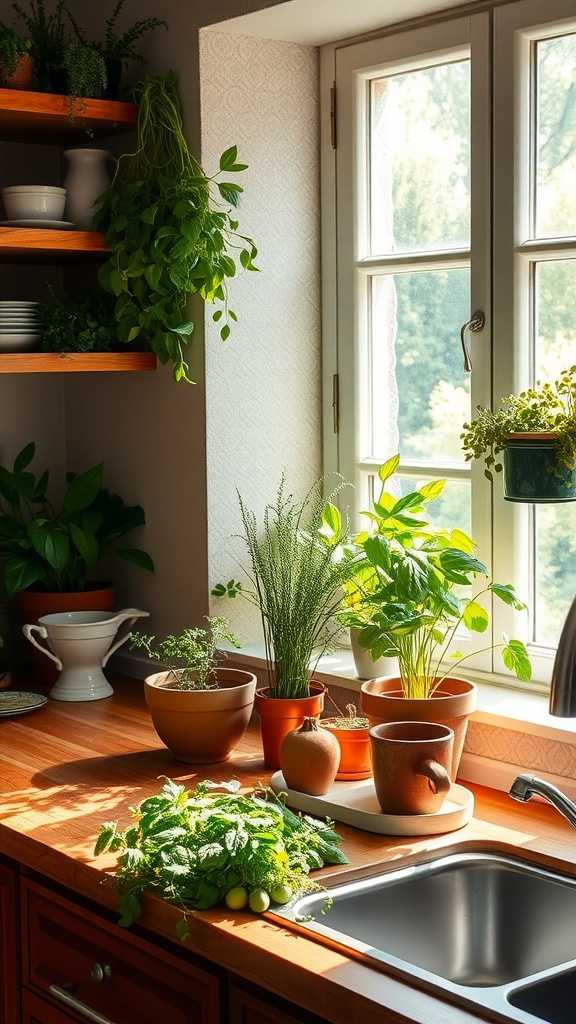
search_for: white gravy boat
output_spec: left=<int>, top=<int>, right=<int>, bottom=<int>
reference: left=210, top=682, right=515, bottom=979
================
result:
left=23, top=608, right=149, bottom=702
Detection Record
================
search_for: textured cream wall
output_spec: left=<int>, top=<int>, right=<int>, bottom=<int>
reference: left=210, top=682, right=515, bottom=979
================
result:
left=200, top=30, right=322, bottom=644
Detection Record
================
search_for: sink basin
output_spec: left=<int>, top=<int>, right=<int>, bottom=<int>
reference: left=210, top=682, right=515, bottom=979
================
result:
left=274, top=852, right=576, bottom=1023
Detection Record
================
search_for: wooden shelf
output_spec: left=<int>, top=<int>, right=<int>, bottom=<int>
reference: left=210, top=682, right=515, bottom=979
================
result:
left=0, top=227, right=107, bottom=262
left=0, top=352, right=157, bottom=373
left=0, top=88, right=137, bottom=143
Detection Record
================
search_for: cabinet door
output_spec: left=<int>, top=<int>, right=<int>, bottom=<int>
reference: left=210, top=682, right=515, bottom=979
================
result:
left=0, top=862, right=19, bottom=1024
left=229, top=982, right=326, bottom=1024
left=23, top=990, right=78, bottom=1024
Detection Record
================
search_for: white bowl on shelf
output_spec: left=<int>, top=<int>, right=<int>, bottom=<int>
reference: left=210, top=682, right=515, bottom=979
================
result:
left=0, top=333, right=38, bottom=350
left=2, top=186, right=66, bottom=221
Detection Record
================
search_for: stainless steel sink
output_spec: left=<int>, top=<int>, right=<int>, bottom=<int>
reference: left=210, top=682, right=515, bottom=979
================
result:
left=274, top=852, right=576, bottom=1023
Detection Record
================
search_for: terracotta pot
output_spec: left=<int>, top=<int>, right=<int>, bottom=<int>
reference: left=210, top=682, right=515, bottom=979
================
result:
left=3, top=53, right=33, bottom=89
left=145, top=667, right=257, bottom=764
left=370, top=721, right=453, bottom=814
left=16, top=584, right=114, bottom=688
left=361, top=675, right=476, bottom=779
left=255, top=683, right=326, bottom=769
left=321, top=718, right=372, bottom=780
left=281, top=717, right=340, bottom=795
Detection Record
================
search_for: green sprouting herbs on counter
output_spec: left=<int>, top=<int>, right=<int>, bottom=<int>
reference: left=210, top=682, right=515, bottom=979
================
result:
left=95, top=777, right=347, bottom=939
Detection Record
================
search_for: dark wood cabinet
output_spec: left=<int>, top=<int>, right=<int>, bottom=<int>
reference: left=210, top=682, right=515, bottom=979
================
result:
left=229, top=981, right=326, bottom=1024
left=22, top=990, right=79, bottom=1024
left=0, top=862, right=19, bottom=1024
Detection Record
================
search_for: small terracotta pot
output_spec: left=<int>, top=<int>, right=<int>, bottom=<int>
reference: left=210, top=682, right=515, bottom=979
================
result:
left=2, top=53, right=33, bottom=89
left=370, top=721, right=453, bottom=814
left=281, top=717, right=340, bottom=795
left=16, top=584, right=115, bottom=688
left=145, top=667, right=257, bottom=764
left=321, top=719, right=372, bottom=780
left=361, top=675, right=476, bottom=779
left=255, top=683, right=326, bottom=769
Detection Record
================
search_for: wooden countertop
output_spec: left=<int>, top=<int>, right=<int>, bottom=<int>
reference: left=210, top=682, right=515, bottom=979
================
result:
left=1, top=676, right=575, bottom=1024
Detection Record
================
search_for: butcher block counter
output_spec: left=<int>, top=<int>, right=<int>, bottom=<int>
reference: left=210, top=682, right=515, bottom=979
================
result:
left=0, top=675, right=575, bottom=1024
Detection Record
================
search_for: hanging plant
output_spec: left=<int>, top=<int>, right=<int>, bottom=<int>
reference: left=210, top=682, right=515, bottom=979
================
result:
left=94, top=71, right=258, bottom=383
left=62, top=42, right=107, bottom=117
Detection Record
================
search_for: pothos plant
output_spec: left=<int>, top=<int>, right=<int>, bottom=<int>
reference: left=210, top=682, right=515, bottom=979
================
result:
left=346, top=455, right=532, bottom=698
left=461, top=366, right=576, bottom=481
left=129, top=616, right=240, bottom=690
left=94, top=71, right=258, bottom=383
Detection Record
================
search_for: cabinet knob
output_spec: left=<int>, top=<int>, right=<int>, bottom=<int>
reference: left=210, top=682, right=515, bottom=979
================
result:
left=90, top=962, right=112, bottom=984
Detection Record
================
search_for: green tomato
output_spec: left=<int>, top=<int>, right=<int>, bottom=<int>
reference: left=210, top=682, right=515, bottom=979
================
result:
left=249, top=888, right=271, bottom=914
left=225, top=886, right=248, bottom=911
left=271, top=884, right=293, bottom=906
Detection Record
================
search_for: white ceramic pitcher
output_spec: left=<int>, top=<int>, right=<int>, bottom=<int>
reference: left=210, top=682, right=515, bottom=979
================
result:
left=23, top=609, right=148, bottom=702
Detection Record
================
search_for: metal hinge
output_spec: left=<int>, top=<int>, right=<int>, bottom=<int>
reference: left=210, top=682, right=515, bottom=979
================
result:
left=332, top=373, right=339, bottom=433
left=330, top=82, right=337, bottom=149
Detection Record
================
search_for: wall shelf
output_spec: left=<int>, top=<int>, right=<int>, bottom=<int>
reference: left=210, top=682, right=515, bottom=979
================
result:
left=0, top=227, right=107, bottom=262
left=0, top=352, right=157, bottom=373
left=0, top=88, right=137, bottom=143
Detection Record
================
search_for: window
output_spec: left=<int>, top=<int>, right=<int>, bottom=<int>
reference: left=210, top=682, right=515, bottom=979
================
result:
left=325, top=0, right=576, bottom=684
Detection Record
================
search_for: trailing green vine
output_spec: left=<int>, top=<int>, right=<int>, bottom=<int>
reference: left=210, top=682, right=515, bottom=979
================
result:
left=94, top=71, right=258, bottom=382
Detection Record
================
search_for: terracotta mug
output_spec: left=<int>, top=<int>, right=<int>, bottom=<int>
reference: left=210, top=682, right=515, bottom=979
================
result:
left=370, top=721, right=453, bottom=814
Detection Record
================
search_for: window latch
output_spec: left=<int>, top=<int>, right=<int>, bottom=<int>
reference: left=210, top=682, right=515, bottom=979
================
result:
left=460, top=310, right=485, bottom=372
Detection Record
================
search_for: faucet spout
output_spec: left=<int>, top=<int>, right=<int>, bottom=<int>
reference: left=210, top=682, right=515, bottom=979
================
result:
left=509, top=773, right=576, bottom=829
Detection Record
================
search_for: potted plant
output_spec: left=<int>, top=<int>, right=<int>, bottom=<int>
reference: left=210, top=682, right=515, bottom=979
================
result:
left=321, top=703, right=372, bottom=780
left=94, top=71, right=258, bottom=383
left=340, top=567, right=399, bottom=679
left=97, top=0, right=167, bottom=99
left=131, top=617, right=256, bottom=764
left=0, top=442, right=153, bottom=681
left=352, top=456, right=531, bottom=777
left=213, top=479, right=357, bottom=769
left=61, top=40, right=107, bottom=115
left=461, top=367, right=576, bottom=502
left=12, top=0, right=67, bottom=92
left=0, top=25, right=32, bottom=87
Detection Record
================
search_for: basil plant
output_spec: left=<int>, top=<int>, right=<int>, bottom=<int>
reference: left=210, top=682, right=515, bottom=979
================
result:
left=344, top=455, right=532, bottom=698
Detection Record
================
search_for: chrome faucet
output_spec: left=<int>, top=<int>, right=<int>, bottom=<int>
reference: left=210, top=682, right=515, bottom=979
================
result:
left=510, top=773, right=576, bottom=829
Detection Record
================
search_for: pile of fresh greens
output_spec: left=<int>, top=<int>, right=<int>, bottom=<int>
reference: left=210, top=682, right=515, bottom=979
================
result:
left=95, top=71, right=258, bottom=383
left=95, top=778, right=347, bottom=938
left=38, top=290, right=118, bottom=353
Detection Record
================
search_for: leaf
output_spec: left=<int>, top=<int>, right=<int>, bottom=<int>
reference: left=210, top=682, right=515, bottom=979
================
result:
left=70, top=524, right=100, bottom=567
left=438, top=548, right=488, bottom=580
left=118, top=892, right=141, bottom=928
left=363, top=535, right=391, bottom=571
left=218, top=182, right=243, bottom=207
left=118, top=548, right=155, bottom=572
left=4, top=555, right=43, bottom=595
left=42, top=528, right=70, bottom=572
left=13, top=442, right=35, bottom=473
left=490, top=583, right=527, bottom=611
left=450, top=528, right=476, bottom=554
left=220, top=324, right=230, bottom=341
left=219, top=145, right=238, bottom=170
left=378, top=454, right=400, bottom=483
left=419, top=479, right=446, bottom=501
left=169, top=321, right=195, bottom=337
left=319, top=503, right=341, bottom=539
left=64, top=464, right=103, bottom=516
left=462, top=600, right=489, bottom=633
left=175, top=917, right=190, bottom=943
left=141, top=204, right=158, bottom=224
left=501, top=639, right=532, bottom=681
left=94, top=821, right=121, bottom=856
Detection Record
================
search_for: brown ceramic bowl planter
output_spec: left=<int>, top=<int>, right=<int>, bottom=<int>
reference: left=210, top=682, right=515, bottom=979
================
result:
left=145, top=667, right=257, bottom=764
left=321, top=716, right=372, bottom=781
left=361, top=675, right=477, bottom=780
left=255, top=683, right=326, bottom=769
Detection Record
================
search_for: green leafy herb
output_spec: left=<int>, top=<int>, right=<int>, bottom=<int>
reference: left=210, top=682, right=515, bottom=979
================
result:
left=95, top=778, right=347, bottom=936
left=62, top=41, right=106, bottom=116
left=129, top=616, right=240, bottom=690
left=38, top=290, right=118, bottom=353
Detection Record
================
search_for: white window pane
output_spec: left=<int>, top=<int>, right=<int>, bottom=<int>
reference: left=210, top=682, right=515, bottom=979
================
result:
left=370, top=59, right=470, bottom=255
left=536, top=33, right=576, bottom=239
left=399, top=476, right=471, bottom=535
left=534, top=504, right=576, bottom=646
left=370, top=269, right=470, bottom=462
left=535, top=260, right=576, bottom=380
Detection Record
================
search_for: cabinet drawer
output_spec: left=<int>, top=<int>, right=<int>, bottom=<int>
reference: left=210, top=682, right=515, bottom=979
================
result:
left=23, top=989, right=80, bottom=1024
left=22, top=880, right=220, bottom=1024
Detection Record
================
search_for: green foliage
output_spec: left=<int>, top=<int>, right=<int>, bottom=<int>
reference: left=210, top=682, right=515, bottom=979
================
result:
left=0, top=442, right=153, bottom=594
left=214, top=478, right=357, bottom=699
left=38, top=290, right=117, bottom=353
left=94, top=777, right=347, bottom=934
left=62, top=41, right=106, bottom=116
left=94, top=72, right=258, bottom=383
left=101, top=0, right=167, bottom=62
left=0, top=23, right=30, bottom=78
left=461, top=367, right=576, bottom=481
left=129, top=616, right=240, bottom=690
left=12, top=0, right=66, bottom=82
left=345, top=459, right=532, bottom=697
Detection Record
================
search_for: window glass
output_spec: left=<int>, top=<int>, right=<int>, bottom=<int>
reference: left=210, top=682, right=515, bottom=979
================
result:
left=536, top=34, right=576, bottom=239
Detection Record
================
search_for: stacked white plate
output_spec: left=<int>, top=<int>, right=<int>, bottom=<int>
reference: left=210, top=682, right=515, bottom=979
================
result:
left=0, top=301, right=40, bottom=351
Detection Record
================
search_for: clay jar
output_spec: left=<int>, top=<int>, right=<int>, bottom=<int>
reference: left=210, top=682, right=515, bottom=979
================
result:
left=370, top=721, right=453, bottom=814
left=280, top=717, right=340, bottom=796
left=145, top=667, right=257, bottom=764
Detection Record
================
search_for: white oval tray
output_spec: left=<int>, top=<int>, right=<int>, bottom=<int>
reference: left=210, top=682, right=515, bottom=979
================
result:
left=271, top=771, right=474, bottom=836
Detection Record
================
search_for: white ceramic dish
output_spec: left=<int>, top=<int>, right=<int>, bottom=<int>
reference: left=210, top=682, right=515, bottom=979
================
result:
left=0, top=300, right=38, bottom=305
left=3, top=185, right=65, bottom=192
left=0, top=219, right=74, bottom=229
left=2, top=187, right=66, bottom=220
left=0, top=334, right=38, bottom=350
left=0, top=692, right=47, bottom=717
left=270, top=771, right=474, bottom=836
